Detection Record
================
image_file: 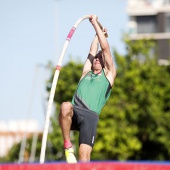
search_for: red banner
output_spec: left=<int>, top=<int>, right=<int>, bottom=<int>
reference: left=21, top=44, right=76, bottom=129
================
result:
left=0, top=162, right=170, bottom=170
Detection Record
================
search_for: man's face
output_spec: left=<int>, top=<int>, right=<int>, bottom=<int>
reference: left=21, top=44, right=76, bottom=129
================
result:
left=93, top=51, right=104, bottom=69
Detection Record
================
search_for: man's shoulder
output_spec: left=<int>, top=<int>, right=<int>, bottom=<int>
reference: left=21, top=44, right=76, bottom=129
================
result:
left=80, top=70, right=91, bottom=80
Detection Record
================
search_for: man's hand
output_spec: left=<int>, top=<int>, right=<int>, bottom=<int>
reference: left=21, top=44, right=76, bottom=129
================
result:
left=89, top=14, right=98, bottom=25
left=89, top=14, right=108, bottom=38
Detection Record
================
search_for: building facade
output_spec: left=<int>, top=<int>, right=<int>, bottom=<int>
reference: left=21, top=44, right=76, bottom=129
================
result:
left=127, top=0, right=170, bottom=64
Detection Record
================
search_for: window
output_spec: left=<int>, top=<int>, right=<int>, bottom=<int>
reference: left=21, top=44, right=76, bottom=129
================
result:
left=136, top=15, right=157, bottom=33
left=165, top=13, right=170, bottom=33
left=165, top=0, right=170, bottom=5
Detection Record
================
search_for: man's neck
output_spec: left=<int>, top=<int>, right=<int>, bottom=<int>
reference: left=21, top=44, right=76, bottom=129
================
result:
left=93, top=69, right=102, bottom=74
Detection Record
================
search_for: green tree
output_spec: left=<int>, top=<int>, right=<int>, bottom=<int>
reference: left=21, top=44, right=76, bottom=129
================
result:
left=92, top=37, right=170, bottom=160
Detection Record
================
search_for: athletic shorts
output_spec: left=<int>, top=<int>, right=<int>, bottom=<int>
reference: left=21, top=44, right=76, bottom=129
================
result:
left=71, top=105, right=99, bottom=148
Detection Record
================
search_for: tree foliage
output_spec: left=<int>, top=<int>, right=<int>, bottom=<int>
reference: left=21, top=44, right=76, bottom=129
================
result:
left=92, top=37, right=170, bottom=160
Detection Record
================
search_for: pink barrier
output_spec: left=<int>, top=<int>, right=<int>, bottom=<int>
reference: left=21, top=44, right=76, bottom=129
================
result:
left=0, top=162, right=170, bottom=170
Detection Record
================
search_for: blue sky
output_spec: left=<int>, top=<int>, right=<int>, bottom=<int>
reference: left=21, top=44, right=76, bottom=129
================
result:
left=0, top=0, right=128, bottom=130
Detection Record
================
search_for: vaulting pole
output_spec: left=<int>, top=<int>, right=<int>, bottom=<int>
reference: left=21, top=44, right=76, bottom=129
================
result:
left=40, top=14, right=91, bottom=163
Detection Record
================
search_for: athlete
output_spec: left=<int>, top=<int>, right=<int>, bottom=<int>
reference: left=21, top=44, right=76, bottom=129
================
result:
left=59, top=14, right=116, bottom=163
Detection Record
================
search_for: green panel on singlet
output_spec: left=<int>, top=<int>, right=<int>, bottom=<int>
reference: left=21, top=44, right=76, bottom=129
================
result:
left=72, top=69, right=111, bottom=114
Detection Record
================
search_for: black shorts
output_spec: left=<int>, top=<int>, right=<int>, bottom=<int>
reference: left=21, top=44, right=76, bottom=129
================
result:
left=71, top=105, right=99, bottom=148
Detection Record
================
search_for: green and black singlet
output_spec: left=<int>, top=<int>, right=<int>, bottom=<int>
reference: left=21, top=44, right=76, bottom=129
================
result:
left=72, top=69, right=112, bottom=114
